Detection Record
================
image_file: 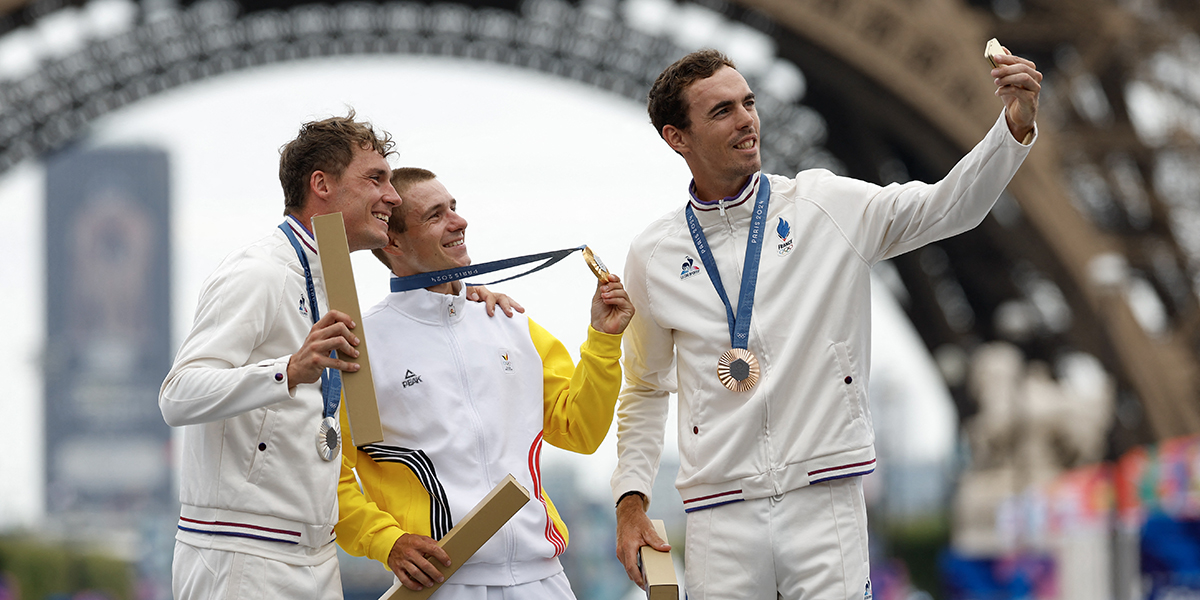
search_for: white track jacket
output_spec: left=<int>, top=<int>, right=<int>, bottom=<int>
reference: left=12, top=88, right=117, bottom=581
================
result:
left=160, top=219, right=339, bottom=565
left=612, top=110, right=1034, bottom=511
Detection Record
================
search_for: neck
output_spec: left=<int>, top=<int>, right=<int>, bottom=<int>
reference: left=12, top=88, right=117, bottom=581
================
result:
left=692, top=174, right=752, bottom=204
left=287, top=209, right=320, bottom=235
left=426, top=281, right=461, bottom=296
left=392, top=267, right=461, bottom=296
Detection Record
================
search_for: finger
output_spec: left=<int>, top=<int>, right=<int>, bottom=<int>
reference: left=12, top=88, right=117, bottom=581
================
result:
left=484, top=297, right=497, bottom=317
left=399, top=558, right=438, bottom=588
left=497, top=297, right=515, bottom=318
left=619, top=545, right=645, bottom=588
left=428, top=545, right=452, bottom=567
left=309, top=321, right=361, bottom=348
left=396, top=569, right=424, bottom=591
left=646, top=531, right=671, bottom=552
left=320, top=309, right=357, bottom=330
left=408, top=556, right=445, bottom=587
left=310, top=335, right=360, bottom=360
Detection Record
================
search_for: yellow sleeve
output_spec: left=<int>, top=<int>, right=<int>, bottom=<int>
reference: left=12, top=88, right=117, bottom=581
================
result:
left=334, top=401, right=407, bottom=566
left=531, top=318, right=623, bottom=454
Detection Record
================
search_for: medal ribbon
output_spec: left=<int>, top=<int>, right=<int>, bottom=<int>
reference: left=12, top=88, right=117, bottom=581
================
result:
left=390, top=246, right=586, bottom=292
left=684, top=174, right=771, bottom=350
left=279, top=220, right=342, bottom=420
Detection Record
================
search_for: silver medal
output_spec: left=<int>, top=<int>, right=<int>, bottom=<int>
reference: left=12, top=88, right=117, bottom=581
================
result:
left=317, top=416, right=341, bottom=461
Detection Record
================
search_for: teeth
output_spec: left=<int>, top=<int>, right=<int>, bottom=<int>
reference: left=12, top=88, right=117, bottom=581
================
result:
left=445, top=240, right=464, bottom=248
left=735, top=139, right=755, bottom=150
left=375, top=213, right=389, bottom=223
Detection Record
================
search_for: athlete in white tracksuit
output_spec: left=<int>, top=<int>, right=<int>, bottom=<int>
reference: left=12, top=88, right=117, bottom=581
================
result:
left=159, top=115, right=402, bottom=599
left=612, top=50, right=1042, bottom=599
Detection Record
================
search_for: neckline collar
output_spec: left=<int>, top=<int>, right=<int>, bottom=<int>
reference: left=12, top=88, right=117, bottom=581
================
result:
left=688, top=172, right=761, bottom=212
left=284, top=214, right=318, bottom=255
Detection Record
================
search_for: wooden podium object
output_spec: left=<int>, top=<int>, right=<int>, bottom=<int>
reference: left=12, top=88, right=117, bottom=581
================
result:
left=311, top=212, right=384, bottom=447
left=639, top=520, right=679, bottom=600
left=381, top=474, right=532, bottom=600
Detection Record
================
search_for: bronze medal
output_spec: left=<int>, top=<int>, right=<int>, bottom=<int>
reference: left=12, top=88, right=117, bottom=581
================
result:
left=582, top=246, right=610, bottom=283
left=717, top=348, right=760, bottom=392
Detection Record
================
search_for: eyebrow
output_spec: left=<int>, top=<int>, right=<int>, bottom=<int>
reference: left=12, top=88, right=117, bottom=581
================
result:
left=421, top=198, right=455, bottom=221
left=706, top=93, right=755, bottom=118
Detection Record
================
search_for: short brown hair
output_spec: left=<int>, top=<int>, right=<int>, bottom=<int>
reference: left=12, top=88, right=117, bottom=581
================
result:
left=279, top=109, right=395, bottom=213
left=372, top=167, right=439, bottom=270
left=647, top=49, right=737, bottom=137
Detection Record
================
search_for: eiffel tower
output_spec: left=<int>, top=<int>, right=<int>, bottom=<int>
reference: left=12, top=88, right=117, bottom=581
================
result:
left=3, top=0, right=1198, bottom=454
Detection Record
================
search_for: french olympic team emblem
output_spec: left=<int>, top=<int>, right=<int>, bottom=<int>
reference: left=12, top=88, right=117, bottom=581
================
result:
left=777, top=217, right=794, bottom=256
left=680, top=255, right=702, bottom=280
left=299, top=295, right=309, bottom=316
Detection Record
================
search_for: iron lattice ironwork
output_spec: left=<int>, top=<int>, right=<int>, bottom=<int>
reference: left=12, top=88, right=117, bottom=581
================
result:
left=3, top=0, right=1200, bottom=453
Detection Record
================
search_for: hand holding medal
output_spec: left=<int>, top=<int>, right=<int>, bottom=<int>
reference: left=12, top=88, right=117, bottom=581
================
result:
left=583, top=245, right=636, bottom=335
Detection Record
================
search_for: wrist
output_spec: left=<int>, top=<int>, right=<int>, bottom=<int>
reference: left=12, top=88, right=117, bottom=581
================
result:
left=616, top=490, right=647, bottom=511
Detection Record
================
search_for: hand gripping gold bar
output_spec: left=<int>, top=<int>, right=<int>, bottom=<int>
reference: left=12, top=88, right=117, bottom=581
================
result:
left=311, top=212, right=384, bottom=447
left=639, top=520, right=679, bottom=600
left=381, top=475, right=532, bottom=600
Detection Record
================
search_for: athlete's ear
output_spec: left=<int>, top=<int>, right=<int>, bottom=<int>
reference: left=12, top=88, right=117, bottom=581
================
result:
left=662, top=124, right=688, bottom=155
left=309, top=169, right=332, bottom=200
left=381, top=232, right=405, bottom=257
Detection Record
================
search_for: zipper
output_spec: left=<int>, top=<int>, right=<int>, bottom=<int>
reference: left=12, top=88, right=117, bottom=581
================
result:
left=443, top=295, right=492, bottom=487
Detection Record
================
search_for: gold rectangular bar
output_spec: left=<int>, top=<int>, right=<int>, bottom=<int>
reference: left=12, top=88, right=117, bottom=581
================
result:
left=640, top=519, right=679, bottom=600
left=382, top=474, right=532, bottom=600
left=311, top=212, right=384, bottom=447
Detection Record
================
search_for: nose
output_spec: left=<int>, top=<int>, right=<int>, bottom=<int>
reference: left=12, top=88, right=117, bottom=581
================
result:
left=450, top=210, right=468, bottom=231
left=734, top=104, right=755, bottom=129
left=384, top=182, right=402, bottom=206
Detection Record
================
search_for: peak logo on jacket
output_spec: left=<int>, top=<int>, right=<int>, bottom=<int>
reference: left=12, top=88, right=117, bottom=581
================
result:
left=777, top=217, right=794, bottom=257
left=680, top=255, right=702, bottom=280
left=402, top=370, right=423, bottom=388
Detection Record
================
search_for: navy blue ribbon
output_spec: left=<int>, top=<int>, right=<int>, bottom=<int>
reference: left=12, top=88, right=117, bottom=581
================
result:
left=683, top=175, right=771, bottom=350
left=390, top=246, right=586, bottom=293
left=279, top=220, right=342, bottom=420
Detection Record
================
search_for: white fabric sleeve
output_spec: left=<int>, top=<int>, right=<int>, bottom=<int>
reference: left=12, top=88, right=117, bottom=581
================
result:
left=610, top=239, right=675, bottom=506
left=808, top=109, right=1035, bottom=265
left=159, top=252, right=297, bottom=426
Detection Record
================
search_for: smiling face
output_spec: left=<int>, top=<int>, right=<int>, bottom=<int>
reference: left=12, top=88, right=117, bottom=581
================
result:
left=385, top=178, right=470, bottom=292
left=664, top=66, right=761, bottom=202
left=324, top=146, right=401, bottom=252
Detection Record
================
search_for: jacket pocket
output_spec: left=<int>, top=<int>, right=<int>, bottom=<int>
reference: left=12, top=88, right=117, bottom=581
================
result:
left=832, top=342, right=868, bottom=427
left=247, top=408, right=279, bottom=484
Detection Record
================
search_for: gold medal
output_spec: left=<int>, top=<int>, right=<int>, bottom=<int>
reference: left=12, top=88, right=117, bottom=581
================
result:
left=717, top=348, right=760, bottom=392
left=582, top=245, right=610, bottom=283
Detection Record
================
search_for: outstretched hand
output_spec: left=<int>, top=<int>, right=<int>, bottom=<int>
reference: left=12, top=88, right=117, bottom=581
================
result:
left=990, top=50, right=1042, bottom=142
left=591, top=274, right=635, bottom=335
left=286, top=310, right=359, bottom=390
left=388, top=533, right=452, bottom=591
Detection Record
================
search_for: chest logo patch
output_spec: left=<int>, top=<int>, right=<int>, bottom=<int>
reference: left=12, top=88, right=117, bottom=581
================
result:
left=500, top=349, right=515, bottom=373
left=402, top=369, right=423, bottom=388
left=299, top=295, right=309, bottom=316
left=680, top=255, right=702, bottom=280
left=776, top=217, right=794, bottom=257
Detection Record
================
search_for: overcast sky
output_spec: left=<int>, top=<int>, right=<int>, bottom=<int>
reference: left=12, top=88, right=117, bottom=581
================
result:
left=0, top=54, right=956, bottom=529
